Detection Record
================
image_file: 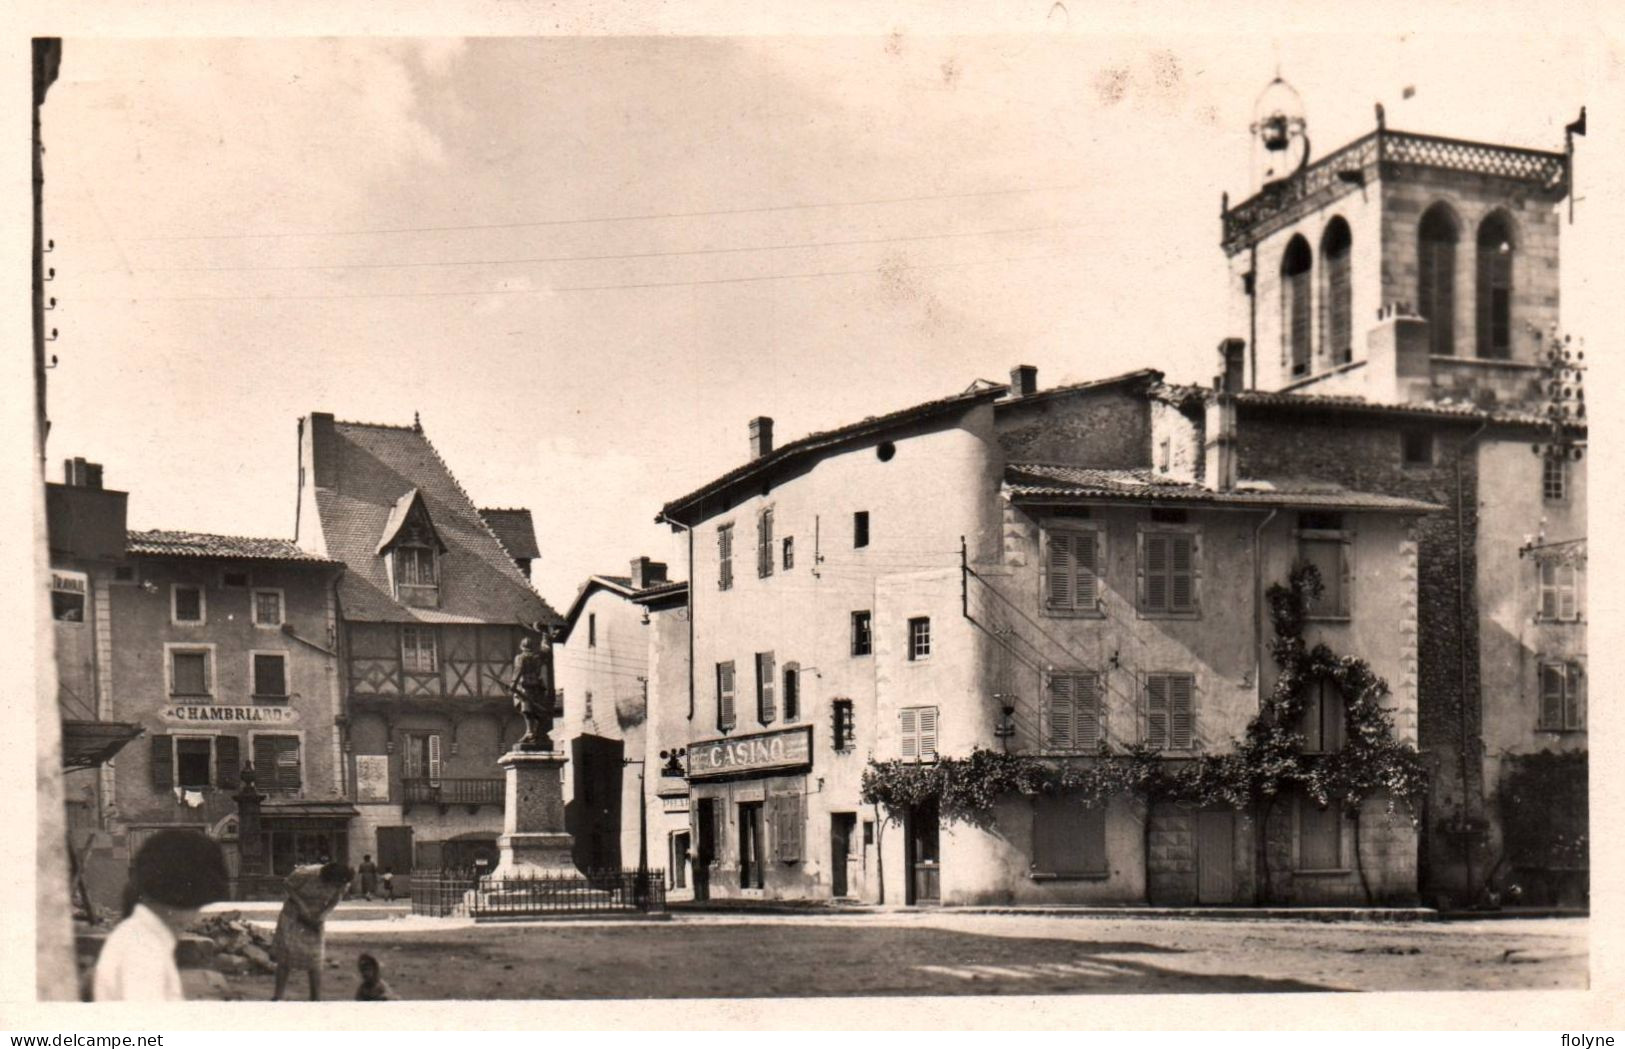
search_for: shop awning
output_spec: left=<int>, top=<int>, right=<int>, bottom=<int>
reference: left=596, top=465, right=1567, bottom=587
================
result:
left=61, top=719, right=144, bottom=771
left=261, top=801, right=361, bottom=820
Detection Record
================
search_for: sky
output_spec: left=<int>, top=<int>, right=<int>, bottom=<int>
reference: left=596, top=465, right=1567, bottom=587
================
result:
left=38, top=29, right=1609, bottom=612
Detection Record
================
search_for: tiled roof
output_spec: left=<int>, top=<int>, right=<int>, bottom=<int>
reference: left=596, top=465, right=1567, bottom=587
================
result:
left=479, top=508, right=541, bottom=561
left=127, top=530, right=340, bottom=563
left=556, top=573, right=688, bottom=641
left=1005, top=464, right=1442, bottom=513
left=631, top=579, right=689, bottom=602
left=995, top=368, right=1163, bottom=408
left=1150, top=382, right=1580, bottom=432
left=307, top=418, right=559, bottom=625
left=658, top=383, right=1014, bottom=524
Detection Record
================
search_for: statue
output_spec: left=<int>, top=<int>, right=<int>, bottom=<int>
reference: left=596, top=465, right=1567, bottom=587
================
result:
left=509, top=629, right=557, bottom=752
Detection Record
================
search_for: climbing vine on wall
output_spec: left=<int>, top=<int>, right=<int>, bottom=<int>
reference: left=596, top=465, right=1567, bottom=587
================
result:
left=861, top=564, right=1427, bottom=827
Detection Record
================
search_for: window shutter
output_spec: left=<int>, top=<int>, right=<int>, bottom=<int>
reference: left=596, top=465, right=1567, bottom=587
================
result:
left=758, top=509, right=774, bottom=578
left=1047, top=532, right=1073, bottom=610
left=718, top=527, right=733, bottom=590
left=279, top=740, right=302, bottom=791
left=1144, top=534, right=1169, bottom=611
left=718, top=662, right=735, bottom=730
left=1146, top=676, right=1169, bottom=749
left=1077, top=674, right=1102, bottom=750
left=1539, top=564, right=1557, bottom=619
left=1338, top=540, right=1352, bottom=616
left=253, top=736, right=275, bottom=786
left=216, top=735, right=241, bottom=790
left=1560, top=566, right=1578, bottom=621
left=774, top=795, right=803, bottom=863
left=1076, top=533, right=1098, bottom=608
left=758, top=652, right=776, bottom=724
left=1539, top=664, right=1564, bottom=730
left=1048, top=674, right=1075, bottom=749
left=1564, top=664, right=1584, bottom=730
left=1324, top=683, right=1347, bottom=753
left=150, top=735, right=174, bottom=789
left=899, top=708, right=918, bottom=759
left=918, top=707, right=939, bottom=760
left=428, top=734, right=442, bottom=785
left=1171, top=675, right=1194, bottom=750
left=1170, top=535, right=1195, bottom=612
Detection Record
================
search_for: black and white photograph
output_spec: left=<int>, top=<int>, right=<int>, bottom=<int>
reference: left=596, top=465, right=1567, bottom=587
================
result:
left=11, top=1, right=1618, bottom=1031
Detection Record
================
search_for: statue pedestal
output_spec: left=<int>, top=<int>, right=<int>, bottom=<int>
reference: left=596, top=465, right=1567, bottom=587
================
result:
left=488, top=749, right=575, bottom=880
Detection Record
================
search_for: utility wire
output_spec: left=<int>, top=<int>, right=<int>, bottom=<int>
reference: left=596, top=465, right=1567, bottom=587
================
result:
left=93, top=183, right=1086, bottom=244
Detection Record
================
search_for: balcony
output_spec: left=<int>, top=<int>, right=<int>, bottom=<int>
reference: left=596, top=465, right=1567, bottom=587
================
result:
left=401, top=777, right=505, bottom=813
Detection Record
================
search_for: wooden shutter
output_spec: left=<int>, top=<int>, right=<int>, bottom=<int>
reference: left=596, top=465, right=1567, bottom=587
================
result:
left=783, top=664, right=799, bottom=722
left=718, top=526, right=733, bottom=590
left=279, top=739, right=302, bottom=791
left=899, top=708, right=918, bottom=759
left=758, top=509, right=774, bottom=578
left=1047, top=674, right=1074, bottom=750
left=1338, top=539, right=1352, bottom=616
left=1560, top=566, right=1578, bottom=621
left=1170, top=534, right=1195, bottom=612
left=1564, top=664, right=1584, bottom=730
left=1144, top=534, right=1169, bottom=611
left=1538, top=564, right=1557, bottom=619
left=150, top=735, right=174, bottom=789
left=717, top=662, right=735, bottom=730
left=1170, top=675, right=1194, bottom=750
left=1300, top=682, right=1324, bottom=752
left=428, top=733, right=442, bottom=785
left=1047, top=532, right=1073, bottom=610
left=918, top=707, right=938, bottom=760
left=1077, top=674, right=1102, bottom=750
left=1299, top=800, right=1342, bottom=870
left=1538, top=664, right=1564, bottom=729
left=757, top=652, right=776, bottom=724
left=1146, top=676, right=1169, bottom=749
left=252, top=736, right=275, bottom=787
left=216, top=735, right=241, bottom=790
left=1323, top=682, right=1347, bottom=752
left=1076, top=532, right=1098, bottom=609
left=773, top=795, right=802, bottom=863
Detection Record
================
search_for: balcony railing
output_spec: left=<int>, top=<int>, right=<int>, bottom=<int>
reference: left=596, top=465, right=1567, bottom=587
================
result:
left=401, top=777, right=504, bottom=807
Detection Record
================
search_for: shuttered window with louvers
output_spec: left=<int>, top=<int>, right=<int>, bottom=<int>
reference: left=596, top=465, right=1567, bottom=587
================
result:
left=1047, top=672, right=1102, bottom=751
left=1045, top=528, right=1101, bottom=613
left=150, top=734, right=174, bottom=789
left=899, top=706, right=938, bottom=761
left=716, top=661, right=736, bottom=731
left=253, top=735, right=302, bottom=792
left=1146, top=673, right=1195, bottom=751
left=755, top=651, right=776, bottom=725
left=1140, top=530, right=1198, bottom=614
left=215, top=735, right=241, bottom=790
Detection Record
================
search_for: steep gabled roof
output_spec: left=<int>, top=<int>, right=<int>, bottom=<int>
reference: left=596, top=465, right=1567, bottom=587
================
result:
left=479, top=507, right=541, bottom=561
left=1005, top=463, right=1441, bottom=513
left=128, top=530, right=341, bottom=564
left=308, top=417, right=559, bottom=625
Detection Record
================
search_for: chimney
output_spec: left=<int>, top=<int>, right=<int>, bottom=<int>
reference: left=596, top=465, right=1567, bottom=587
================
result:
left=62, top=457, right=103, bottom=489
left=1010, top=364, right=1038, bottom=398
left=749, top=416, right=774, bottom=459
left=1203, top=389, right=1238, bottom=492
left=630, top=557, right=668, bottom=590
left=1217, top=339, right=1246, bottom=395
left=306, top=412, right=338, bottom=488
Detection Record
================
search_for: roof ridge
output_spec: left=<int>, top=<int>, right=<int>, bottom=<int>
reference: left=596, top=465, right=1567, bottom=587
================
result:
left=413, top=419, right=553, bottom=614
left=332, top=417, right=418, bottom=432
left=129, top=527, right=303, bottom=543
left=479, top=506, right=533, bottom=515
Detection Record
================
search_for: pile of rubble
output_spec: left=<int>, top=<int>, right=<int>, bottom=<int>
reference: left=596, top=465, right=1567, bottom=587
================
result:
left=190, top=911, right=277, bottom=975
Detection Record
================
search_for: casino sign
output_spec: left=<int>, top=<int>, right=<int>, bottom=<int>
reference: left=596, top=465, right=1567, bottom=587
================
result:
left=687, top=724, right=812, bottom=780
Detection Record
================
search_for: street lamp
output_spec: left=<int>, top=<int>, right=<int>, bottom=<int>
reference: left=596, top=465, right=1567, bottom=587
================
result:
left=621, top=756, right=649, bottom=907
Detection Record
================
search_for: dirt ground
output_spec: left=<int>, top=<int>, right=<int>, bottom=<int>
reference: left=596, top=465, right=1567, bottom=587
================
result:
left=195, top=911, right=1587, bottom=1000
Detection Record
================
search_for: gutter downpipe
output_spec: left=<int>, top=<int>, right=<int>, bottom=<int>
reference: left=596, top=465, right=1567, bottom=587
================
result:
left=1248, top=243, right=1259, bottom=390
left=1454, top=418, right=1489, bottom=902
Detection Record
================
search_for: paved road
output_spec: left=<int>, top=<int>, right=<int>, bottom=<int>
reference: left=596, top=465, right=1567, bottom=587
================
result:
left=198, top=911, right=1587, bottom=1000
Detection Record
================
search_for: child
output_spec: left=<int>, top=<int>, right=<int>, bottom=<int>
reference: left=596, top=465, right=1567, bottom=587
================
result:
left=355, top=952, right=394, bottom=1001
left=93, top=829, right=229, bottom=1002
left=381, top=867, right=395, bottom=902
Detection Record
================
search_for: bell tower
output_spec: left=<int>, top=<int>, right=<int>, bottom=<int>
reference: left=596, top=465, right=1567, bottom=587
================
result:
left=1220, top=83, right=1572, bottom=408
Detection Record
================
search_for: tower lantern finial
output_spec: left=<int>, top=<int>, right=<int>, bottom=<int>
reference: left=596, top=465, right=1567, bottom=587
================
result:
left=1250, top=75, right=1311, bottom=190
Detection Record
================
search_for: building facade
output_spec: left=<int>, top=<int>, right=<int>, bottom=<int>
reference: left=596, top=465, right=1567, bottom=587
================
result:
left=294, top=413, right=558, bottom=883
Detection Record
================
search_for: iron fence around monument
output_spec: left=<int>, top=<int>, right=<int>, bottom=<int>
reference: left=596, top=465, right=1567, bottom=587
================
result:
left=408, top=867, right=667, bottom=918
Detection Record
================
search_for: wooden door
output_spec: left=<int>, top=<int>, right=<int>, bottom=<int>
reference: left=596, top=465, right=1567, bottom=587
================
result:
left=738, top=802, right=765, bottom=889
left=376, top=825, right=414, bottom=879
left=830, top=813, right=856, bottom=897
left=907, top=800, right=941, bottom=905
left=693, top=800, right=715, bottom=901
left=671, top=832, right=690, bottom=890
left=1197, top=809, right=1235, bottom=904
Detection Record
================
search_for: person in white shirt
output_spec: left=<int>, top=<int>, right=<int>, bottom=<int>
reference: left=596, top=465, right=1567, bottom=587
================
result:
left=93, top=829, right=229, bottom=1002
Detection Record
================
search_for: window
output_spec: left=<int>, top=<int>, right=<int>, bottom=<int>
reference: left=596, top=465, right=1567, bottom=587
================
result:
left=782, top=536, right=794, bottom=571
left=1321, top=218, right=1353, bottom=365
left=755, top=651, right=776, bottom=724
left=252, top=589, right=284, bottom=627
left=899, top=706, right=939, bottom=761
left=1139, top=529, right=1198, bottom=615
left=1158, top=438, right=1171, bottom=474
left=783, top=662, right=800, bottom=722
left=1538, top=561, right=1580, bottom=622
left=1476, top=213, right=1514, bottom=359
left=253, top=734, right=303, bottom=792
left=175, top=737, right=214, bottom=790
left=401, top=625, right=438, bottom=673
left=588, top=613, right=597, bottom=648
left=907, top=617, right=932, bottom=661
left=51, top=570, right=87, bottom=622
left=113, top=565, right=136, bottom=584
left=1282, top=235, right=1313, bottom=377
left=851, top=611, right=872, bottom=656
left=716, top=661, right=736, bottom=732
left=172, top=584, right=205, bottom=624
left=832, top=699, right=855, bottom=750
left=170, top=648, right=212, bottom=696
left=1032, top=794, right=1108, bottom=877
left=395, top=546, right=437, bottom=587
left=1046, top=672, right=1103, bottom=751
left=1298, top=799, right=1345, bottom=871
left=1543, top=455, right=1567, bottom=502
left=1401, top=431, right=1433, bottom=467
left=1538, top=661, right=1584, bottom=732
left=717, top=524, right=734, bottom=591
left=1045, top=527, right=1102, bottom=614
left=1419, top=204, right=1459, bottom=357
left=757, top=507, right=775, bottom=578
left=222, top=570, right=251, bottom=589
left=252, top=653, right=288, bottom=699
left=853, top=511, right=870, bottom=549
left=1297, top=515, right=1351, bottom=619
left=404, top=732, right=441, bottom=783
left=1297, top=678, right=1346, bottom=754
left=1145, top=673, right=1194, bottom=751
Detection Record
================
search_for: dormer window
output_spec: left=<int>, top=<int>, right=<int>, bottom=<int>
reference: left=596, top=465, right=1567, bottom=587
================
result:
left=377, top=488, right=447, bottom=608
left=395, top=544, right=437, bottom=588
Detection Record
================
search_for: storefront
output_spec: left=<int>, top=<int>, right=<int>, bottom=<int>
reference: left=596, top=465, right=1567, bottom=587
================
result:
left=258, top=801, right=359, bottom=876
left=686, top=725, right=814, bottom=901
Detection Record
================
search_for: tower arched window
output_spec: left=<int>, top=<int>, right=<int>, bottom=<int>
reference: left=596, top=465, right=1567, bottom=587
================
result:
left=1320, top=218, right=1353, bottom=366
left=1476, top=212, right=1515, bottom=359
left=1281, top=235, right=1313, bottom=378
left=1418, top=204, right=1459, bottom=357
